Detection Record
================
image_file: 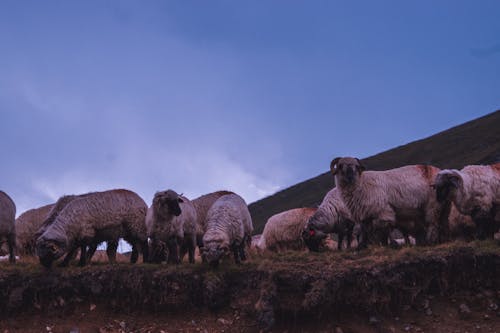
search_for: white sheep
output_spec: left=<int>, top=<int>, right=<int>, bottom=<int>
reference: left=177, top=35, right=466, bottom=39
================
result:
left=434, top=163, right=500, bottom=239
left=330, top=157, right=446, bottom=248
left=148, top=189, right=198, bottom=264
left=15, top=203, right=54, bottom=256
left=202, top=193, right=253, bottom=267
left=303, top=188, right=355, bottom=251
left=258, top=207, right=317, bottom=252
left=36, top=189, right=148, bottom=268
left=0, top=191, right=16, bottom=263
left=192, top=190, right=234, bottom=251
left=35, top=194, right=115, bottom=266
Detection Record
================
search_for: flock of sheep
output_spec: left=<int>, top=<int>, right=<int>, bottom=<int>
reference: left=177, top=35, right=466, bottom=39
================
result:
left=260, top=157, right=500, bottom=252
left=0, top=156, right=499, bottom=268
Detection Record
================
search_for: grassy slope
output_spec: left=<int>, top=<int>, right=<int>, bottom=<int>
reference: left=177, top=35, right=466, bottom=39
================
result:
left=249, top=110, right=500, bottom=234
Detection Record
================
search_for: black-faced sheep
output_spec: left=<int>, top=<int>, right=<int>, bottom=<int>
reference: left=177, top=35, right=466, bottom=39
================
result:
left=0, top=191, right=16, bottom=263
left=330, top=157, right=446, bottom=248
left=148, top=189, right=198, bottom=264
left=202, top=193, right=253, bottom=267
left=434, top=163, right=500, bottom=239
left=258, top=207, right=317, bottom=252
left=303, top=188, right=355, bottom=251
left=35, top=189, right=148, bottom=268
left=15, top=203, right=54, bottom=256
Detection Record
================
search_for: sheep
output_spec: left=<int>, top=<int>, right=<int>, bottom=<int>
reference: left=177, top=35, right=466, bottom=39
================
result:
left=303, top=188, right=355, bottom=251
left=258, top=208, right=317, bottom=252
left=35, top=189, right=148, bottom=268
left=434, top=163, right=500, bottom=239
left=15, top=203, right=54, bottom=256
left=330, top=157, right=446, bottom=248
left=148, top=189, right=198, bottom=264
left=202, top=193, right=253, bottom=267
left=34, top=194, right=116, bottom=267
left=192, top=190, right=234, bottom=250
left=0, top=191, right=16, bottom=263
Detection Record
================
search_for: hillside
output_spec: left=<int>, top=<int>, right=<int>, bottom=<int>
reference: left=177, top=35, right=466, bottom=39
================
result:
left=249, top=110, right=500, bottom=234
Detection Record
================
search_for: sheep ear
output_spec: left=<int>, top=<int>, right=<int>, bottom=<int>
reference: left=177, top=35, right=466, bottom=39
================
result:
left=178, top=197, right=184, bottom=203
left=330, top=157, right=341, bottom=175
left=355, top=158, right=366, bottom=173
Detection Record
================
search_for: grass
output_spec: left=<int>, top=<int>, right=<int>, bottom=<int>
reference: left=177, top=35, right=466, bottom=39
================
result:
left=2, top=241, right=498, bottom=278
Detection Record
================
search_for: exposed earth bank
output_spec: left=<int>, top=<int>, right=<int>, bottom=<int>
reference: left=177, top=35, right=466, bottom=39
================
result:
left=0, top=242, right=499, bottom=332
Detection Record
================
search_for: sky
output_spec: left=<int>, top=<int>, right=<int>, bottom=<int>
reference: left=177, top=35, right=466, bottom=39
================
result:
left=1, top=1, right=500, bottom=216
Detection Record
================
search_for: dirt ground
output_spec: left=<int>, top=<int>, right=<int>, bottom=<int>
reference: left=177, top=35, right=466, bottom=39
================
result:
left=1, top=294, right=499, bottom=333
left=0, top=242, right=499, bottom=333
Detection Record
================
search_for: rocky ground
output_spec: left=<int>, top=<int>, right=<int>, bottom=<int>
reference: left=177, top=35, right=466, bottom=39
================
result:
left=0, top=241, right=499, bottom=333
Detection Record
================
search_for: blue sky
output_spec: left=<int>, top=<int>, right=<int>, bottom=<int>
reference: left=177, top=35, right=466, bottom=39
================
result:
left=1, top=1, right=500, bottom=215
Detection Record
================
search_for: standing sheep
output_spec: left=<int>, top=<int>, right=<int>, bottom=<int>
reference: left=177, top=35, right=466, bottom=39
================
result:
left=148, top=189, right=198, bottom=264
left=330, top=157, right=446, bottom=248
left=0, top=191, right=16, bottom=263
left=15, top=203, right=54, bottom=256
left=434, top=163, right=500, bottom=239
left=258, top=208, right=317, bottom=252
left=36, top=189, right=148, bottom=268
left=303, top=188, right=355, bottom=251
left=202, top=193, right=253, bottom=267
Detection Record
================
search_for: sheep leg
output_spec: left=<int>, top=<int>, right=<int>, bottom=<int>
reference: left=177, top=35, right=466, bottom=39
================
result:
left=179, top=242, right=188, bottom=263
left=356, top=222, right=369, bottom=250
left=7, top=233, right=16, bottom=263
left=141, top=240, right=149, bottom=263
left=232, top=243, right=241, bottom=265
left=188, top=243, right=195, bottom=264
left=86, top=244, right=98, bottom=263
left=186, top=237, right=196, bottom=264
left=337, top=233, right=344, bottom=250
left=106, top=240, right=118, bottom=264
left=130, top=243, right=139, bottom=264
left=59, top=246, right=79, bottom=267
left=239, top=243, right=247, bottom=261
left=346, top=230, right=353, bottom=249
left=78, top=245, right=88, bottom=266
left=167, top=237, right=180, bottom=264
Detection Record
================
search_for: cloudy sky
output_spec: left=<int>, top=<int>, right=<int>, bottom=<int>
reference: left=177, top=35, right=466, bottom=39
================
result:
left=1, top=1, right=500, bottom=215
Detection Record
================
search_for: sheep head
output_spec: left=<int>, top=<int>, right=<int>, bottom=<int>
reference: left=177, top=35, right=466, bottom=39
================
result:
left=434, top=170, right=462, bottom=203
left=331, top=157, right=365, bottom=185
left=153, top=189, right=184, bottom=217
left=36, top=237, right=67, bottom=268
left=301, top=225, right=326, bottom=252
left=201, top=241, right=230, bottom=268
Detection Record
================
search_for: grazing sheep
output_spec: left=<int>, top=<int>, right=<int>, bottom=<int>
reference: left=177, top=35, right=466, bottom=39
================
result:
left=36, top=189, right=148, bottom=268
left=35, top=194, right=115, bottom=267
left=434, top=163, right=500, bottom=239
left=0, top=191, right=16, bottom=263
left=258, top=208, right=317, bottom=252
left=202, top=193, right=253, bottom=267
left=15, top=203, right=54, bottom=256
left=330, top=157, right=446, bottom=248
left=192, top=190, right=234, bottom=250
left=149, top=190, right=198, bottom=264
left=303, top=188, right=355, bottom=251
